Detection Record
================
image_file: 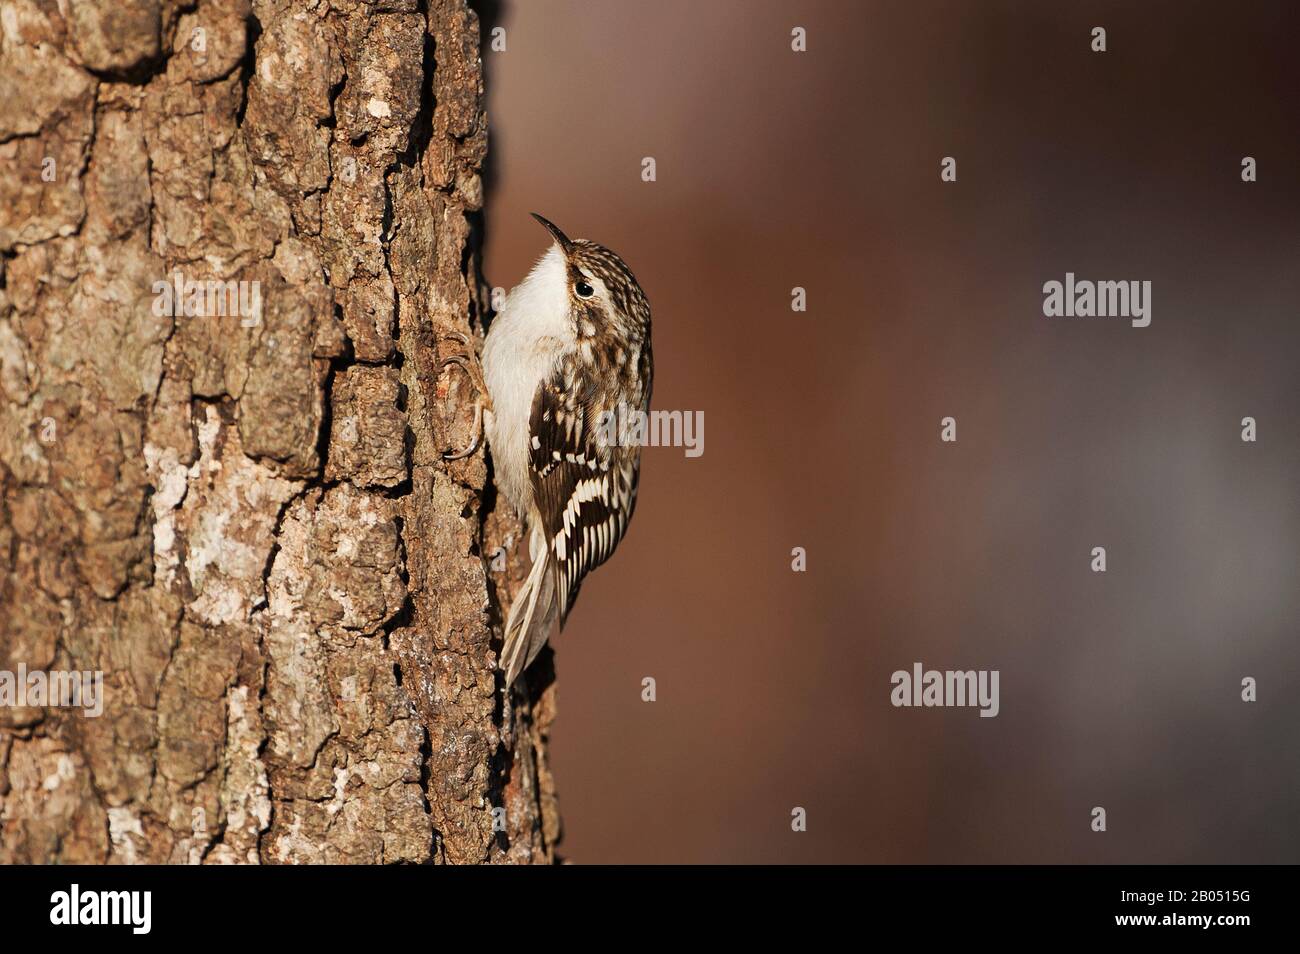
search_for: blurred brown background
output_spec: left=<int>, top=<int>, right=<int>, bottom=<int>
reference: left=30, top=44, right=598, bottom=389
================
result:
left=478, top=0, right=1300, bottom=863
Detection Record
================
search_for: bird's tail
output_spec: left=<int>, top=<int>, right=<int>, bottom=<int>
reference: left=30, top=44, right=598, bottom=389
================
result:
left=500, top=527, right=559, bottom=687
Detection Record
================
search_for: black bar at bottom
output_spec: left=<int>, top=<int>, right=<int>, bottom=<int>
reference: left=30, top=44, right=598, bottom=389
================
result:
left=0, top=864, right=1274, bottom=941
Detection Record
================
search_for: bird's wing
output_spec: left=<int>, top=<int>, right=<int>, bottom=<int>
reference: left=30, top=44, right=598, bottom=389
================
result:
left=527, top=360, right=644, bottom=622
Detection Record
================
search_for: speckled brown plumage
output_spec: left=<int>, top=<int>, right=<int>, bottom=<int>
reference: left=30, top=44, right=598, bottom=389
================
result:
left=481, top=215, right=653, bottom=686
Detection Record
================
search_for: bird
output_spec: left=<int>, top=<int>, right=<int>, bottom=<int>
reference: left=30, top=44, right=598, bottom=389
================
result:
left=442, top=214, right=653, bottom=688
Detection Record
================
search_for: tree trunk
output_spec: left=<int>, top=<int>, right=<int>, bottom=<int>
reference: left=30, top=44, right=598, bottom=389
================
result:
left=0, top=0, right=559, bottom=864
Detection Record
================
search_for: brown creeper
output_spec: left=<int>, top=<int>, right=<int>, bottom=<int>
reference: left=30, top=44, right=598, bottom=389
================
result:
left=475, top=214, right=653, bottom=687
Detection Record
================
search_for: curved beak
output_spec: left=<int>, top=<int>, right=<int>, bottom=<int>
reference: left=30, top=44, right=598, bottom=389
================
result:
left=530, top=212, right=573, bottom=254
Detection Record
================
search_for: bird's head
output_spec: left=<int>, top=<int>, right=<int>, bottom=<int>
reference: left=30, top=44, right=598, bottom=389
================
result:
left=529, top=213, right=650, bottom=338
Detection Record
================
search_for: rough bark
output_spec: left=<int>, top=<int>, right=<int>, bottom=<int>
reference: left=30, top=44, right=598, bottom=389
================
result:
left=0, top=0, right=560, bottom=864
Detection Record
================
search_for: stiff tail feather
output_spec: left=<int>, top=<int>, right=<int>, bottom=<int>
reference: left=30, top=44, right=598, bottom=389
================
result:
left=500, top=536, right=559, bottom=687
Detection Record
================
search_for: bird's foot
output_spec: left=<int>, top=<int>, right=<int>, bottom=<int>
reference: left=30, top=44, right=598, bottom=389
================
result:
left=439, top=332, right=492, bottom=461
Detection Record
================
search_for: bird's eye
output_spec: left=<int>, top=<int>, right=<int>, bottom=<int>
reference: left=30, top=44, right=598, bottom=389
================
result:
left=575, top=280, right=594, bottom=299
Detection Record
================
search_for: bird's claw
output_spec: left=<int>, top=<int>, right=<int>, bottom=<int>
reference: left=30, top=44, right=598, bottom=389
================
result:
left=439, top=335, right=490, bottom=461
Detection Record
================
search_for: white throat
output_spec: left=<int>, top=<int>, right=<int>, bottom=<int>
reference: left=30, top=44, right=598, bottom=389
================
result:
left=481, top=242, right=578, bottom=521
